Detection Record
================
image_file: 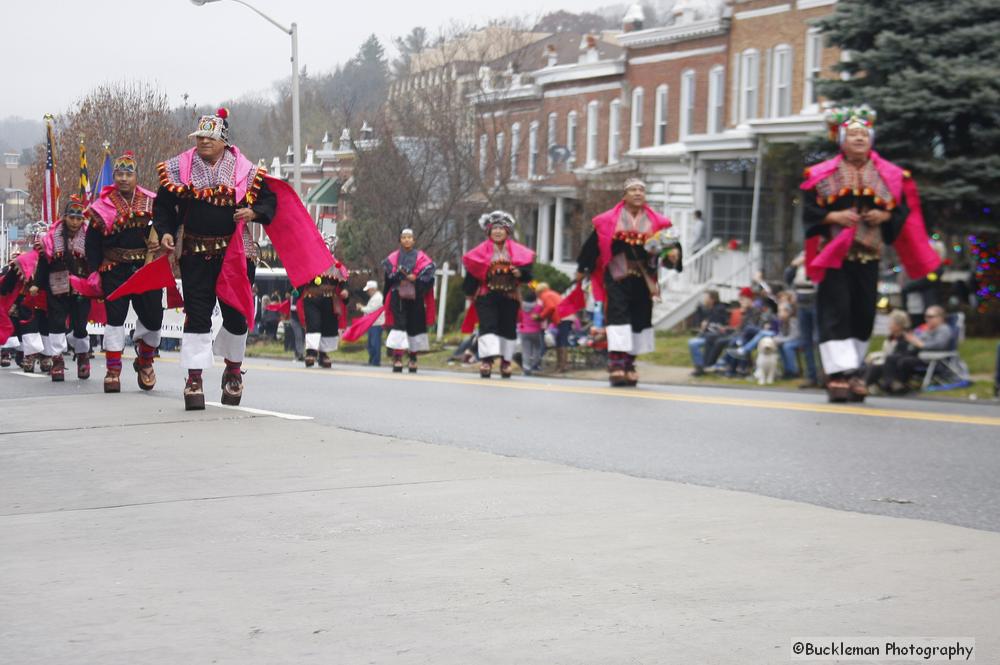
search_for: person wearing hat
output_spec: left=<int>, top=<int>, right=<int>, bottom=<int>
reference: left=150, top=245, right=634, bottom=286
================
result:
left=1, top=238, right=47, bottom=373
left=802, top=106, right=939, bottom=402
left=462, top=211, right=535, bottom=379
left=575, top=178, right=680, bottom=387
left=33, top=198, right=97, bottom=382
left=153, top=108, right=334, bottom=409
left=85, top=150, right=164, bottom=393
left=382, top=229, right=435, bottom=373
left=295, top=236, right=350, bottom=369
left=357, top=279, right=384, bottom=367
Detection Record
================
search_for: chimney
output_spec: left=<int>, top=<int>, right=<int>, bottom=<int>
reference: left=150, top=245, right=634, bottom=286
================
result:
left=623, top=3, right=644, bottom=32
left=322, top=132, right=332, bottom=151
left=578, top=35, right=599, bottom=64
left=360, top=121, right=374, bottom=141
left=545, top=44, right=558, bottom=68
left=285, top=145, right=293, bottom=164
left=339, top=128, right=351, bottom=151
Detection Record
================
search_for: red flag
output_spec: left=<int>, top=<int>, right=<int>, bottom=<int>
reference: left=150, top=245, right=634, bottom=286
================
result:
left=555, top=283, right=586, bottom=319
left=215, top=220, right=255, bottom=327
left=460, top=304, right=478, bottom=334
left=341, top=305, right=387, bottom=343
left=107, top=255, right=183, bottom=308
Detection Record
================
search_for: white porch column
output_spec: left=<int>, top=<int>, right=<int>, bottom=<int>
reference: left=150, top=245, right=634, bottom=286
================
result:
left=537, top=198, right=552, bottom=264
left=552, top=196, right=565, bottom=265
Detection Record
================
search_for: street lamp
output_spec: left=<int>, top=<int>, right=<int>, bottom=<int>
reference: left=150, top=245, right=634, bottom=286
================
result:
left=189, top=0, right=302, bottom=197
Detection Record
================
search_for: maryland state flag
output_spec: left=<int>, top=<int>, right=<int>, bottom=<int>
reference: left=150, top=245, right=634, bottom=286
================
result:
left=78, top=138, right=91, bottom=203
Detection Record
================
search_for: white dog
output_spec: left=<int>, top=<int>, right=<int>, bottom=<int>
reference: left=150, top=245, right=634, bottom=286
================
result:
left=754, top=336, right=779, bottom=385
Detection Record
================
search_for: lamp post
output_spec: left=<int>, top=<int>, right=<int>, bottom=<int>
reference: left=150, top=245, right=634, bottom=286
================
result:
left=189, top=0, right=301, bottom=197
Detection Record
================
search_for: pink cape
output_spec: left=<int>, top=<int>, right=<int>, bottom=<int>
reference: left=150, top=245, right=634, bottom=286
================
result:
left=107, top=165, right=335, bottom=329
left=0, top=251, right=40, bottom=343
left=589, top=201, right=672, bottom=303
left=342, top=250, right=436, bottom=343
left=87, top=185, right=157, bottom=231
left=462, top=238, right=534, bottom=282
left=802, top=151, right=940, bottom=283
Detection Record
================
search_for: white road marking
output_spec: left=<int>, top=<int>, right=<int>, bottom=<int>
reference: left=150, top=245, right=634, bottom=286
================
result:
left=205, top=402, right=313, bottom=420
left=11, top=372, right=47, bottom=379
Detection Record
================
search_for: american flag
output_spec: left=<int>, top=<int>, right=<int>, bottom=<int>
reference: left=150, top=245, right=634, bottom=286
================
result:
left=41, top=115, right=60, bottom=223
left=78, top=138, right=91, bottom=204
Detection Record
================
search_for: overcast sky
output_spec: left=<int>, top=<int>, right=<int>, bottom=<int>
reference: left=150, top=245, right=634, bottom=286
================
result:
left=5, top=0, right=604, bottom=120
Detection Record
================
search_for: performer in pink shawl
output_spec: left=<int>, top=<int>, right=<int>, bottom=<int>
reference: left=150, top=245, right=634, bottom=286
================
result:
left=575, top=178, right=680, bottom=387
left=35, top=198, right=97, bottom=381
left=383, top=229, right=435, bottom=373
left=802, top=106, right=939, bottom=402
left=85, top=150, right=163, bottom=393
left=462, top=211, right=534, bottom=379
left=296, top=236, right=350, bottom=369
left=0, top=248, right=39, bottom=371
left=153, top=108, right=334, bottom=410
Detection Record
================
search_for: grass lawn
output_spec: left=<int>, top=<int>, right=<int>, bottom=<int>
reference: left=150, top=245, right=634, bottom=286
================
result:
left=248, top=331, right=998, bottom=401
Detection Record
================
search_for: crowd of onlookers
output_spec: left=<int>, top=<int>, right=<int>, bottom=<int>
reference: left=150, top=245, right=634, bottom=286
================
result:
left=687, top=258, right=968, bottom=395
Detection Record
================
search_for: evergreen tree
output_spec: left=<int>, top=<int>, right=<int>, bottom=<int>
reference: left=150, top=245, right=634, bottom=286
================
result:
left=818, top=0, right=1000, bottom=230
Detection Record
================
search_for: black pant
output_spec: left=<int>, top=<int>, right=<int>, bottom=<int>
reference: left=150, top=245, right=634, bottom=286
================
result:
left=475, top=291, right=518, bottom=339
left=101, top=263, right=164, bottom=330
left=817, top=259, right=879, bottom=344
left=46, top=293, right=90, bottom=338
left=882, top=352, right=921, bottom=388
left=301, top=295, right=340, bottom=336
left=390, top=288, right=428, bottom=336
left=180, top=255, right=254, bottom=335
left=604, top=273, right=653, bottom=331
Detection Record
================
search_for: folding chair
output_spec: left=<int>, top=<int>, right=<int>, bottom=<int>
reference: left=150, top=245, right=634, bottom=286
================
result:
left=918, top=312, right=972, bottom=391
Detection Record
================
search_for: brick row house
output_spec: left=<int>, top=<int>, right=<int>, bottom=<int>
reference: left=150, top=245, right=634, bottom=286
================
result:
left=472, top=0, right=841, bottom=285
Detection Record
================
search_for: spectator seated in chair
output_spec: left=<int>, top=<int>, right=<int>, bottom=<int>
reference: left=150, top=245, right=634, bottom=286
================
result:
left=879, top=305, right=952, bottom=395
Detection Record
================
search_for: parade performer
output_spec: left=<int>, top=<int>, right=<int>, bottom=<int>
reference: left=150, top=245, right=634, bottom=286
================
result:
left=36, top=198, right=98, bottom=381
left=462, top=211, right=534, bottom=379
left=149, top=108, right=333, bottom=410
left=383, top=229, right=435, bottom=373
left=296, top=237, right=349, bottom=369
left=85, top=151, right=164, bottom=392
left=802, top=106, right=939, bottom=402
left=575, top=178, right=679, bottom=387
left=0, top=245, right=48, bottom=373
left=0, top=250, right=26, bottom=368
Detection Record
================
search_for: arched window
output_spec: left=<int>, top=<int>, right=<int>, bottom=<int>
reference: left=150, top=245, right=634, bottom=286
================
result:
left=680, top=70, right=696, bottom=138
left=586, top=101, right=599, bottom=167
left=608, top=100, right=622, bottom=163
left=630, top=87, right=645, bottom=151
left=771, top=44, right=793, bottom=117
left=654, top=85, right=669, bottom=146
left=739, top=49, right=759, bottom=122
left=708, top=66, right=725, bottom=134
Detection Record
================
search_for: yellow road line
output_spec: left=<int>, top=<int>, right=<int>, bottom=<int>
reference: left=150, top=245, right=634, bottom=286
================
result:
left=152, top=357, right=1000, bottom=428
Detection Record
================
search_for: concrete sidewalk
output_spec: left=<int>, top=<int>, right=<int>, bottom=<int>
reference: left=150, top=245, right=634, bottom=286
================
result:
left=1, top=393, right=997, bottom=664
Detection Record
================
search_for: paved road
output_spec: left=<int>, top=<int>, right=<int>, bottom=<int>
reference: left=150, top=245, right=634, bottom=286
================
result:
left=4, top=353, right=998, bottom=532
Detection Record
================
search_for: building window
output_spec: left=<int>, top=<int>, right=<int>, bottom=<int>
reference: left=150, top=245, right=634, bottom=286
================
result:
left=803, top=28, right=823, bottom=109
left=528, top=122, right=539, bottom=178
left=654, top=85, right=669, bottom=146
left=708, top=66, right=725, bottom=134
left=479, top=133, right=488, bottom=179
left=608, top=100, right=622, bottom=164
left=510, top=123, right=521, bottom=179
left=739, top=50, right=759, bottom=123
left=630, top=87, right=644, bottom=151
left=709, top=188, right=775, bottom=246
left=547, top=113, right=558, bottom=173
left=771, top=45, right=793, bottom=118
left=586, top=101, right=599, bottom=167
left=680, top=70, right=696, bottom=138
left=495, top=131, right=505, bottom=184
left=566, top=111, right=578, bottom=168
